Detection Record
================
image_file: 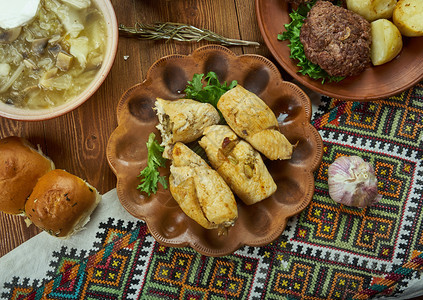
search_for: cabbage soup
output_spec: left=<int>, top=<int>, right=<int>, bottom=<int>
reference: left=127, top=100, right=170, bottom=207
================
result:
left=0, top=0, right=107, bottom=109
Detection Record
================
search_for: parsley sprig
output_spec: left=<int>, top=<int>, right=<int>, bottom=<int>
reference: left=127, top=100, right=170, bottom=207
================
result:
left=184, top=71, right=237, bottom=109
left=137, top=133, right=168, bottom=196
left=277, top=1, right=344, bottom=83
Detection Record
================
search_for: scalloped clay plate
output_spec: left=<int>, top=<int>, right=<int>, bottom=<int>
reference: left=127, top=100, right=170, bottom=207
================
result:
left=255, top=0, right=423, bottom=101
left=107, top=45, right=323, bottom=256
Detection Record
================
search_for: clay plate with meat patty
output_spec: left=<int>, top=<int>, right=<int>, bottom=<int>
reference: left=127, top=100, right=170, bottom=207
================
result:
left=255, top=0, right=423, bottom=101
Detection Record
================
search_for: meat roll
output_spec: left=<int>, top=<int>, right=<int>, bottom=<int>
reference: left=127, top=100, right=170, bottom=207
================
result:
left=199, top=125, right=277, bottom=205
left=217, top=85, right=293, bottom=160
left=169, top=142, right=238, bottom=231
left=155, top=98, right=220, bottom=158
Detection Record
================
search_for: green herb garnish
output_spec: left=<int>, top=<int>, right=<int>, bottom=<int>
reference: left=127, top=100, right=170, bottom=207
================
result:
left=137, top=133, right=168, bottom=196
left=184, top=71, right=237, bottom=109
left=277, top=1, right=344, bottom=83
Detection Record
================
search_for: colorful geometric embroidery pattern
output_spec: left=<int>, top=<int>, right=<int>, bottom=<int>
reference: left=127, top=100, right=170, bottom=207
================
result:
left=1, top=82, right=422, bottom=300
left=1, top=219, right=149, bottom=300
left=354, top=250, right=423, bottom=299
left=138, top=244, right=263, bottom=299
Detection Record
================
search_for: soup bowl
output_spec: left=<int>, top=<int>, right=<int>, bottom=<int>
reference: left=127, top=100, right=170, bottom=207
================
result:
left=0, top=0, right=118, bottom=121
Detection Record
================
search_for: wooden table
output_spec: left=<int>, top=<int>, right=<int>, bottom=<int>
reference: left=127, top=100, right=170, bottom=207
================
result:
left=1, top=2, right=423, bottom=299
left=0, top=0, right=282, bottom=258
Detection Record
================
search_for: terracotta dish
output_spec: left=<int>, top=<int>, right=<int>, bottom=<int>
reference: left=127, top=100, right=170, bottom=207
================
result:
left=255, top=0, right=423, bottom=101
left=106, top=45, right=323, bottom=256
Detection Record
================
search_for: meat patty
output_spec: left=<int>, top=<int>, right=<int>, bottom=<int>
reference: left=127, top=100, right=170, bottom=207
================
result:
left=299, top=0, right=371, bottom=77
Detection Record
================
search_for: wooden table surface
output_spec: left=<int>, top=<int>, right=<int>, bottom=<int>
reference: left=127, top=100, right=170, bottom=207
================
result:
left=0, top=0, right=282, bottom=258
left=1, top=2, right=423, bottom=299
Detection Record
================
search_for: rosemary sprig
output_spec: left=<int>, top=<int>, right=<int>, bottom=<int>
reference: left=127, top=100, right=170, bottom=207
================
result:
left=119, top=22, right=260, bottom=47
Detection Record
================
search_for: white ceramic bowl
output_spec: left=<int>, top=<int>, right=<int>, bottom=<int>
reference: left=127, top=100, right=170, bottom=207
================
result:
left=0, top=0, right=118, bottom=121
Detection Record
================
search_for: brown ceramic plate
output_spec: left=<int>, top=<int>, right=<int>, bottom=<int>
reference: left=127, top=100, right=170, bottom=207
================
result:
left=106, top=45, right=323, bottom=256
left=255, top=0, right=423, bottom=101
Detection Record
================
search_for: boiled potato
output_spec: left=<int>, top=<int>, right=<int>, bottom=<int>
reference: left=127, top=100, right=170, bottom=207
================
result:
left=370, top=19, right=403, bottom=66
left=346, top=0, right=397, bottom=21
left=393, top=0, right=423, bottom=37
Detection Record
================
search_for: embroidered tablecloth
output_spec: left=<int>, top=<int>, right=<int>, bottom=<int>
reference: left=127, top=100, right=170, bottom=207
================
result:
left=1, top=82, right=422, bottom=300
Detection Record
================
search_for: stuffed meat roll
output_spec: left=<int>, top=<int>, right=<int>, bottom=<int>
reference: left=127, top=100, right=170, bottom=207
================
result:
left=155, top=98, right=220, bottom=158
left=169, top=142, right=238, bottom=231
left=217, top=85, right=293, bottom=160
left=199, top=125, right=277, bottom=205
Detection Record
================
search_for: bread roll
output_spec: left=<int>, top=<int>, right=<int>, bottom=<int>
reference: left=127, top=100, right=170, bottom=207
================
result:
left=0, top=136, right=55, bottom=214
left=25, top=169, right=101, bottom=237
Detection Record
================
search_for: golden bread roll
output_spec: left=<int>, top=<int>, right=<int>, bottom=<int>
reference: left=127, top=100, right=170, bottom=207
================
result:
left=155, top=98, right=220, bottom=158
left=0, top=136, right=55, bottom=214
left=25, top=169, right=101, bottom=237
left=169, top=142, right=238, bottom=230
left=199, top=125, right=276, bottom=205
left=217, top=85, right=293, bottom=160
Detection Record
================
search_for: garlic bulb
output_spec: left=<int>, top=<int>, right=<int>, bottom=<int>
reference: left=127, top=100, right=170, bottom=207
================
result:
left=328, top=156, right=382, bottom=208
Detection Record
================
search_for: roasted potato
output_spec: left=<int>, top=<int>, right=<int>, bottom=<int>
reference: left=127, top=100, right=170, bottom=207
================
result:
left=393, top=0, right=423, bottom=37
left=346, top=0, right=397, bottom=21
left=370, top=19, right=403, bottom=66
